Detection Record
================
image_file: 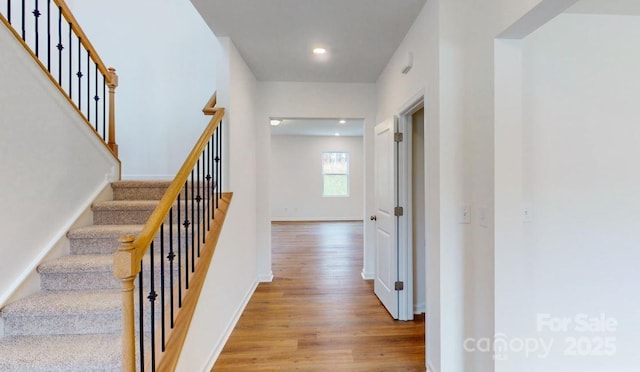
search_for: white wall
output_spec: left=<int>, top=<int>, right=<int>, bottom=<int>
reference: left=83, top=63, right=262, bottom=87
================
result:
left=0, top=24, right=119, bottom=305
left=67, top=0, right=220, bottom=179
left=374, top=1, right=441, bottom=369
left=515, top=13, right=640, bottom=370
left=176, top=38, right=259, bottom=371
left=376, top=0, right=569, bottom=371
left=256, top=82, right=376, bottom=282
left=270, top=135, right=364, bottom=221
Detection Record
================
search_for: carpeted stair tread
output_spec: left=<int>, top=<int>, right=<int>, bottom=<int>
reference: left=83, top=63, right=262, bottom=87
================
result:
left=0, top=333, right=120, bottom=371
left=1, top=290, right=120, bottom=317
left=93, top=200, right=206, bottom=210
left=38, top=253, right=168, bottom=273
left=92, top=200, right=161, bottom=211
left=38, top=254, right=113, bottom=274
left=111, top=180, right=172, bottom=189
left=67, top=224, right=144, bottom=239
left=68, top=224, right=195, bottom=255
left=0, top=180, right=192, bottom=368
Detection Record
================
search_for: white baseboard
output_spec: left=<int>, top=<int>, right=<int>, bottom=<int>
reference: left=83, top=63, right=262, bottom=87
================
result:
left=202, top=279, right=259, bottom=371
left=271, top=217, right=364, bottom=222
left=427, top=360, right=438, bottom=372
left=414, top=301, right=426, bottom=314
left=258, top=271, right=274, bottom=282
left=361, top=270, right=374, bottom=280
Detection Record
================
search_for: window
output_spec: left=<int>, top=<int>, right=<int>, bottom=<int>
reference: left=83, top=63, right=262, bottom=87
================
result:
left=322, top=152, right=349, bottom=197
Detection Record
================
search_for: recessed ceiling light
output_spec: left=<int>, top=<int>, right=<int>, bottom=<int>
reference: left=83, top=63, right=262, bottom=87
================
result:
left=339, top=120, right=346, bottom=124
left=270, top=119, right=281, bottom=126
left=313, top=48, right=327, bottom=55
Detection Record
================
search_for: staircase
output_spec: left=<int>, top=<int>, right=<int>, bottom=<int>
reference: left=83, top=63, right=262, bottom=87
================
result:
left=0, top=181, right=176, bottom=371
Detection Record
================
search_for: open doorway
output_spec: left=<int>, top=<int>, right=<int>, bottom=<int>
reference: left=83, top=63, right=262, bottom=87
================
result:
left=410, top=107, right=426, bottom=314
left=269, top=118, right=365, bottom=222
left=371, top=96, right=427, bottom=321
left=398, top=97, right=427, bottom=320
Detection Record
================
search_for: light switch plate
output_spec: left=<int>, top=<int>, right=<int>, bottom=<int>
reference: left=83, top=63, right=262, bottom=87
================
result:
left=459, top=205, right=471, bottom=224
left=523, top=205, right=533, bottom=223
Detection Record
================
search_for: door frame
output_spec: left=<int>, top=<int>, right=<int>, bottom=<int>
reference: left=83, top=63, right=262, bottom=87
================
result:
left=397, top=92, right=426, bottom=321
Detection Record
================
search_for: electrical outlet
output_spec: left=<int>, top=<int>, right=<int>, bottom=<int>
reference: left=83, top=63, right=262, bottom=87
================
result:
left=459, top=205, right=471, bottom=224
left=523, top=206, right=533, bottom=223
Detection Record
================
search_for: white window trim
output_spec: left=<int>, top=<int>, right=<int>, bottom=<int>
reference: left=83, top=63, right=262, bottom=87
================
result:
left=322, top=151, right=350, bottom=197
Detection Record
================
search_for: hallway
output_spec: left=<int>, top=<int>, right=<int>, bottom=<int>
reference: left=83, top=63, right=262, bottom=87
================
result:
left=212, top=221, right=425, bottom=370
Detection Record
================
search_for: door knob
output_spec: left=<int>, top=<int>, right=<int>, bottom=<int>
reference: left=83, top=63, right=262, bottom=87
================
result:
left=370, top=215, right=377, bottom=221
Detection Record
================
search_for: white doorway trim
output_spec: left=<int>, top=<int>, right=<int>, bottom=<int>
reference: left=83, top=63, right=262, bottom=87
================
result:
left=397, top=90, right=426, bottom=321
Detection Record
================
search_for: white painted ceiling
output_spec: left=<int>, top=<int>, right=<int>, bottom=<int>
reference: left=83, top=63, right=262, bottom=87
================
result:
left=270, top=118, right=363, bottom=137
left=190, top=0, right=427, bottom=83
left=566, top=0, right=640, bottom=15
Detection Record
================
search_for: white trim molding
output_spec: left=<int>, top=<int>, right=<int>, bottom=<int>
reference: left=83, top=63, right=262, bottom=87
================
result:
left=202, top=279, right=259, bottom=371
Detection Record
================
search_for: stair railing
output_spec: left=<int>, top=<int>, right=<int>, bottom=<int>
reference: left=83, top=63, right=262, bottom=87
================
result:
left=0, top=0, right=119, bottom=155
left=115, top=92, right=231, bottom=371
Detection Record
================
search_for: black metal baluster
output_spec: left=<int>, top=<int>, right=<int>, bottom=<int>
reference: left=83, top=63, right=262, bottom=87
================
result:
left=219, top=125, right=223, bottom=203
left=208, top=142, right=211, bottom=224
left=68, top=23, right=71, bottom=97
left=94, top=63, right=99, bottom=131
left=102, top=77, right=106, bottom=140
left=215, top=129, right=220, bottom=209
left=7, top=0, right=11, bottom=24
left=86, top=50, right=90, bottom=121
left=201, top=152, right=206, bottom=242
left=177, top=192, right=182, bottom=307
left=160, top=223, right=166, bottom=352
left=168, top=208, right=175, bottom=327
left=148, top=242, right=157, bottom=370
left=211, top=135, right=218, bottom=220
left=220, top=120, right=223, bottom=201
left=196, top=160, right=201, bottom=256
left=21, top=0, right=25, bottom=40
left=56, top=7, right=62, bottom=85
left=46, top=0, right=50, bottom=71
left=138, top=262, right=145, bottom=372
left=190, top=171, right=195, bottom=272
left=33, top=0, right=40, bottom=57
left=183, top=182, right=190, bottom=289
left=201, top=150, right=206, bottom=236
left=77, top=36, right=82, bottom=110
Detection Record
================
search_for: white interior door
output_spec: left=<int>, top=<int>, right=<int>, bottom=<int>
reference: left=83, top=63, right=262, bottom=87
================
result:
left=373, top=117, right=399, bottom=319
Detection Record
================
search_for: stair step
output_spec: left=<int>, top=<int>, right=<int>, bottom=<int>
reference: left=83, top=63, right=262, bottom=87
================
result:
left=112, top=180, right=216, bottom=201
left=112, top=180, right=172, bottom=201
left=1, top=290, right=164, bottom=337
left=68, top=225, right=143, bottom=255
left=1, top=290, right=121, bottom=336
left=38, top=254, right=116, bottom=291
left=92, top=200, right=209, bottom=225
left=68, top=224, right=195, bottom=255
left=0, top=333, right=120, bottom=371
left=38, top=254, right=178, bottom=291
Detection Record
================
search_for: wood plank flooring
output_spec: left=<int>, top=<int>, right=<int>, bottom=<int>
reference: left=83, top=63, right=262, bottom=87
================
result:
left=212, top=221, right=426, bottom=371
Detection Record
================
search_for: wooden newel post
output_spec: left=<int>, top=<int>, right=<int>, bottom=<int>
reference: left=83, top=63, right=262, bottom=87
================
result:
left=107, top=67, right=119, bottom=156
left=114, top=234, right=138, bottom=372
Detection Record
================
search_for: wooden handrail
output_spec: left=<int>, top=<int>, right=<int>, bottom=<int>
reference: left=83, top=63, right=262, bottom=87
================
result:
left=116, top=108, right=224, bottom=268
left=114, top=94, right=224, bottom=370
left=53, top=0, right=113, bottom=83
left=1, top=0, right=119, bottom=158
left=202, top=91, right=218, bottom=115
left=107, top=68, right=119, bottom=156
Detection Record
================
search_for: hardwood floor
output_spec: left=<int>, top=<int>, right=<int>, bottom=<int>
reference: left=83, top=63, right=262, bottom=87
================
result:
left=212, top=221, right=426, bottom=371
